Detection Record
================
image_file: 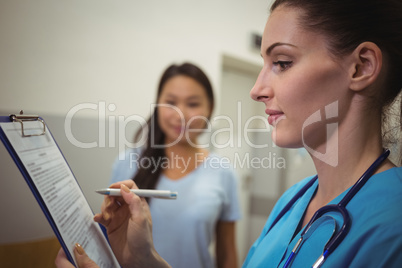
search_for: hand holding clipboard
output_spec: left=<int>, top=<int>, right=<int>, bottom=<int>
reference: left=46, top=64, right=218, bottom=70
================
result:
left=0, top=111, right=120, bottom=267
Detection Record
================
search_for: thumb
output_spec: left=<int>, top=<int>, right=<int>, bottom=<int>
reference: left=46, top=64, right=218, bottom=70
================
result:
left=120, top=184, right=143, bottom=217
left=73, top=243, right=99, bottom=268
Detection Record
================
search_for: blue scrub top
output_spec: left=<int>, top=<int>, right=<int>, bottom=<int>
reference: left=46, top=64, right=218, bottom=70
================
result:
left=243, top=167, right=402, bottom=267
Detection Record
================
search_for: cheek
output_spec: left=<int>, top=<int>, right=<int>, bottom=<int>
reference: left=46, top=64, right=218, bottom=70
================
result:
left=187, top=117, right=207, bottom=129
left=157, top=108, right=168, bottom=123
left=185, top=107, right=210, bottom=128
left=185, top=110, right=205, bottom=127
left=156, top=110, right=167, bottom=131
left=159, top=106, right=184, bottom=120
left=157, top=107, right=177, bottom=130
left=282, top=64, right=346, bottom=117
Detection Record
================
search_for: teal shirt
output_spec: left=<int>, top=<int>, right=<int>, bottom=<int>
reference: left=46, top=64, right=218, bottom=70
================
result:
left=243, top=167, right=402, bottom=267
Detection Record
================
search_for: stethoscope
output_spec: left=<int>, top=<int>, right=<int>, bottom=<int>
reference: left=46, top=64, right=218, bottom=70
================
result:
left=265, top=149, right=390, bottom=268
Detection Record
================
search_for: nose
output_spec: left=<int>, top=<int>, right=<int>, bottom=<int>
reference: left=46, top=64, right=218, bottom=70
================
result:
left=250, top=67, right=272, bottom=103
left=162, top=103, right=185, bottom=123
left=173, top=104, right=186, bottom=121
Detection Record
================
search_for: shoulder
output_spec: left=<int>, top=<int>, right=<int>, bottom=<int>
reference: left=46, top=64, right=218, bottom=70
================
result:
left=359, top=167, right=402, bottom=205
left=113, top=148, right=142, bottom=167
left=380, top=165, right=402, bottom=180
left=195, top=152, right=240, bottom=198
left=204, top=152, right=233, bottom=168
left=111, top=147, right=144, bottom=183
left=244, top=175, right=317, bottom=263
left=263, top=175, right=317, bottom=231
left=353, top=167, right=402, bottom=221
left=276, top=176, right=317, bottom=208
left=340, top=167, right=402, bottom=266
left=199, top=152, right=239, bottom=180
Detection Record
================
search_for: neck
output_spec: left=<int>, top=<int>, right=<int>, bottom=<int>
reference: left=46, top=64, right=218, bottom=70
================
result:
left=309, top=108, right=393, bottom=205
left=162, top=139, right=208, bottom=180
left=164, top=138, right=208, bottom=162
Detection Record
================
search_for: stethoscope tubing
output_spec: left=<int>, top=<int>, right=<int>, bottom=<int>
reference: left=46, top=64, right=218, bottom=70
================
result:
left=305, top=204, right=350, bottom=255
left=266, top=177, right=317, bottom=235
left=338, top=149, right=390, bottom=207
left=270, top=149, right=390, bottom=267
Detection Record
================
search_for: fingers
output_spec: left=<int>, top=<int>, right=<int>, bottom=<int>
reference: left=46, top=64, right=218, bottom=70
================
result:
left=95, top=181, right=142, bottom=228
left=120, top=184, right=145, bottom=219
left=95, top=197, right=116, bottom=227
left=109, top=180, right=137, bottom=190
left=95, top=197, right=111, bottom=227
left=55, top=248, right=75, bottom=268
left=55, top=245, right=100, bottom=268
left=93, top=213, right=103, bottom=224
left=97, top=194, right=124, bottom=223
left=73, top=243, right=99, bottom=268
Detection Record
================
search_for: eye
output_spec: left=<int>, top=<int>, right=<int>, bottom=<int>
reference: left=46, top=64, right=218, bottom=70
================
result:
left=165, top=100, right=176, bottom=106
left=273, top=61, right=293, bottom=71
left=188, top=102, right=200, bottom=108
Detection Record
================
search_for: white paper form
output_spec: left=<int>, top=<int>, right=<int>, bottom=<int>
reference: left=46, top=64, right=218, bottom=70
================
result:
left=0, top=121, right=120, bottom=267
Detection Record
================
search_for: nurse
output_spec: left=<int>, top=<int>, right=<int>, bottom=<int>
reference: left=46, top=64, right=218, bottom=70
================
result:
left=243, top=0, right=402, bottom=267
left=56, top=0, right=402, bottom=267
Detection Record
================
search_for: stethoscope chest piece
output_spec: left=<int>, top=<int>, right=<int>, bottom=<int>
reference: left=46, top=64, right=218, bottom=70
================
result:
left=283, top=215, right=337, bottom=268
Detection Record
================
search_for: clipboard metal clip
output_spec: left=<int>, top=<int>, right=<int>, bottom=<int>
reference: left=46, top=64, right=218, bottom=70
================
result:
left=10, top=110, right=46, bottom=137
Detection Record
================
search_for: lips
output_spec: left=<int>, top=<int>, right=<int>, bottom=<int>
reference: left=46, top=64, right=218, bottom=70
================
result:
left=172, top=125, right=185, bottom=134
left=265, top=109, right=285, bottom=126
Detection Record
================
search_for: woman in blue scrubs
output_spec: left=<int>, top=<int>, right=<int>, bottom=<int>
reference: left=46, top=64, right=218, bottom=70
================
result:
left=241, top=0, right=402, bottom=267
left=56, top=0, right=402, bottom=267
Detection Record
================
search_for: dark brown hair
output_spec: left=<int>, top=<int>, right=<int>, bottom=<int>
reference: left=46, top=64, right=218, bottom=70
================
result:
left=132, top=63, right=214, bottom=191
left=271, top=0, right=402, bottom=164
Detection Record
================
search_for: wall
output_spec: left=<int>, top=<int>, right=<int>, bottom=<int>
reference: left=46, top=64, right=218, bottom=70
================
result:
left=0, top=0, right=270, bottom=117
left=0, top=0, right=273, bottom=246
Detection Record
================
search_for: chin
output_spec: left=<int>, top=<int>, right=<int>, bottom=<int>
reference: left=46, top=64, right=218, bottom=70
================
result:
left=271, top=130, right=303, bottom=149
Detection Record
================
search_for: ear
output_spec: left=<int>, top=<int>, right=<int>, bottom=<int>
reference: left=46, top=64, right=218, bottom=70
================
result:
left=349, top=42, right=383, bottom=92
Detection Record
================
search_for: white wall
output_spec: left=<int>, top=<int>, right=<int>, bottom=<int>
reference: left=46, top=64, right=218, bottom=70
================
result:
left=0, top=0, right=271, bottom=118
left=0, top=0, right=274, bottom=245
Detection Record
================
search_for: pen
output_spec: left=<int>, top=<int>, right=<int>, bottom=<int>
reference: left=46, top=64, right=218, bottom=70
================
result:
left=95, top=188, right=178, bottom=199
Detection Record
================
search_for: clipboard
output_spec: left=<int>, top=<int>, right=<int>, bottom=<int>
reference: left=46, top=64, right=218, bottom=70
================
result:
left=0, top=111, right=120, bottom=267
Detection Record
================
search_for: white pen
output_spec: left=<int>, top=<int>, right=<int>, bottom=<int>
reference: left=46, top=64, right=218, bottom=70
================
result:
left=95, top=188, right=178, bottom=199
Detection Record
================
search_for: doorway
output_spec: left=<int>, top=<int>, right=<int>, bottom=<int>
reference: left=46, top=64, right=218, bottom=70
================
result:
left=214, top=54, right=281, bottom=264
left=215, top=54, right=316, bottom=266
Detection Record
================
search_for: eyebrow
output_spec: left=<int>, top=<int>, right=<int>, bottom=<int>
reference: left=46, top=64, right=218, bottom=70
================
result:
left=186, top=96, right=201, bottom=101
left=165, top=94, right=202, bottom=101
left=262, top=42, right=297, bottom=57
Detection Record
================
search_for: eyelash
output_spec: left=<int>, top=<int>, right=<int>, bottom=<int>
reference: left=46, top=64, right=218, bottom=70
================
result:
left=273, top=61, right=293, bottom=71
left=188, top=103, right=200, bottom=107
left=164, top=101, right=200, bottom=108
